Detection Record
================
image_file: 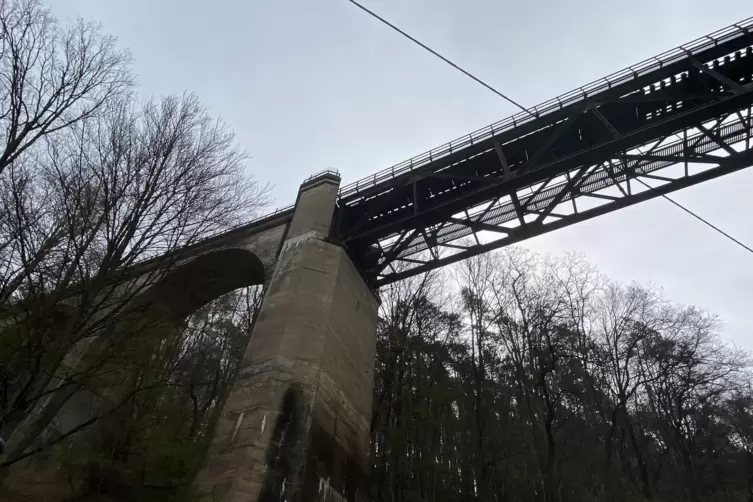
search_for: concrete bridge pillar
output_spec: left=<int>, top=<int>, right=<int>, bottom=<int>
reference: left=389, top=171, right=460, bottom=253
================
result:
left=195, top=172, right=379, bottom=502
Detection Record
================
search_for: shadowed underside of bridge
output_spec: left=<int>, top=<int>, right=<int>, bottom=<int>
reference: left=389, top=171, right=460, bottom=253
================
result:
left=336, top=17, right=753, bottom=287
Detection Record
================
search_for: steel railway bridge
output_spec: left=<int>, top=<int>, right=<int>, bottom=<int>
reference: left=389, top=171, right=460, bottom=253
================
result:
left=335, top=17, right=753, bottom=286
left=6, top=16, right=753, bottom=502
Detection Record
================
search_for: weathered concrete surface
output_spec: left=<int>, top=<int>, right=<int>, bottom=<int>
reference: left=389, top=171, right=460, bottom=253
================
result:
left=194, top=174, right=379, bottom=502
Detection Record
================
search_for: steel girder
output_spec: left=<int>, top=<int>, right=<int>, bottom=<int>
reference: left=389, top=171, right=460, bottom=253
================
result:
left=336, top=18, right=753, bottom=287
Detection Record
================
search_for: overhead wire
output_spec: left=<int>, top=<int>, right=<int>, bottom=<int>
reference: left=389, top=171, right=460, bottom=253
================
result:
left=633, top=177, right=753, bottom=254
left=348, top=0, right=753, bottom=257
left=348, top=0, right=537, bottom=120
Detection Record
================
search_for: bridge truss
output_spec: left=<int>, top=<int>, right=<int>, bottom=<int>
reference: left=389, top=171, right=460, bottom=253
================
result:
left=336, top=17, right=753, bottom=287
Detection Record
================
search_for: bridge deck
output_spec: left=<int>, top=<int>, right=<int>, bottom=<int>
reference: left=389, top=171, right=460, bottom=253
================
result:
left=336, top=17, right=753, bottom=286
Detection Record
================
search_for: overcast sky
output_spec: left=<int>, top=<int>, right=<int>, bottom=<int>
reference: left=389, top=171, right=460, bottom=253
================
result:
left=51, top=0, right=753, bottom=350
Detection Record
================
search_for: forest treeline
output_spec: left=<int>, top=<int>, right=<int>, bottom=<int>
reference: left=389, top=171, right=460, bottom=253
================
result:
left=20, top=247, right=746, bottom=502
left=0, top=1, right=751, bottom=501
left=371, top=250, right=752, bottom=502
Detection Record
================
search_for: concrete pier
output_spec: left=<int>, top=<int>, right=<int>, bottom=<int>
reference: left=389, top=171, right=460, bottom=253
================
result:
left=194, top=172, right=379, bottom=501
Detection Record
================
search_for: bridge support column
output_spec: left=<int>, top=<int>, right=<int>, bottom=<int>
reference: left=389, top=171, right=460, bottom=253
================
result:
left=195, top=172, right=379, bottom=502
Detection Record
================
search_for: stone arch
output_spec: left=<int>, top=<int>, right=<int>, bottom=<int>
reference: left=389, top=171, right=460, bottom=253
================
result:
left=89, top=246, right=270, bottom=409
left=0, top=240, right=283, bottom=500
left=137, top=247, right=267, bottom=321
left=54, top=248, right=270, bottom=496
left=54, top=248, right=267, bottom=452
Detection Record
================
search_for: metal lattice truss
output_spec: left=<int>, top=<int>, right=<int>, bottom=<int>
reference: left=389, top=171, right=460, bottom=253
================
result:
left=371, top=109, right=753, bottom=285
left=337, top=18, right=753, bottom=287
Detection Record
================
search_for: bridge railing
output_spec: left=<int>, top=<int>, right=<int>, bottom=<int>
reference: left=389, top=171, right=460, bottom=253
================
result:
left=303, top=168, right=341, bottom=182
left=338, top=16, right=753, bottom=200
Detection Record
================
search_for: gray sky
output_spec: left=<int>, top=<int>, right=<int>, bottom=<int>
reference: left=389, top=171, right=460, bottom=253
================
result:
left=51, top=0, right=753, bottom=351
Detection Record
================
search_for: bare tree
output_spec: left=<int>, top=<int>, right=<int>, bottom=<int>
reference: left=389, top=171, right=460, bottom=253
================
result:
left=454, top=249, right=499, bottom=501
left=0, top=92, right=268, bottom=474
left=367, top=245, right=753, bottom=502
left=0, top=0, right=133, bottom=177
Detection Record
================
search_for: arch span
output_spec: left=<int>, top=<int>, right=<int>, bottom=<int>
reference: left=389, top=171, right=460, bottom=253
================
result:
left=139, top=247, right=267, bottom=321
left=33, top=247, right=268, bottom=479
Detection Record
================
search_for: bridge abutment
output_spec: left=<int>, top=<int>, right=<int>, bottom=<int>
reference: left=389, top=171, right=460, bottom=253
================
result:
left=194, top=172, right=379, bottom=501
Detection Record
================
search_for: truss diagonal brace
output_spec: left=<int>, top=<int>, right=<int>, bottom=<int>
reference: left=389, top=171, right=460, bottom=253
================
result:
left=374, top=228, right=418, bottom=274
left=534, top=164, right=591, bottom=223
left=593, top=108, right=621, bottom=137
left=517, top=112, right=581, bottom=176
left=696, top=123, right=739, bottom=157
